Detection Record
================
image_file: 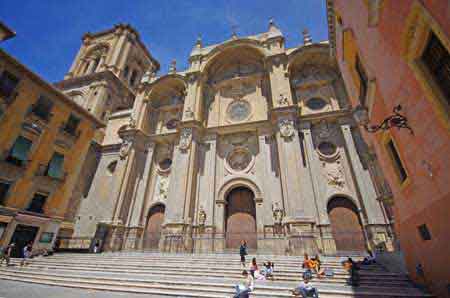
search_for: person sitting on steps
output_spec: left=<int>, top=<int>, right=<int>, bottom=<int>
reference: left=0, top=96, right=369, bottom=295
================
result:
left=302, top=253, right=314, bottom=281
left=261, top=261, right=274, bottom=279
left=291, top=275, right=319, bottom=298
left=311, top=255, right=325, bottom=278
left=233, top=270, right=254, bottom=298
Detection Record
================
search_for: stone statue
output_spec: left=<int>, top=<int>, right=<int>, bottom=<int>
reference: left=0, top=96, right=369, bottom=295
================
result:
left=272, top=202, right=284, bottom=225
left=179, top=127, right=193, bottom=151
left=278, top=119, right=295, bottom=138
left=198, top=207, right=206, bottom=226
left=119, top=140, right=132, bottom=159
left=325, top=159, right=345, bottom=189
left=157, top=175, right=169, bottom=200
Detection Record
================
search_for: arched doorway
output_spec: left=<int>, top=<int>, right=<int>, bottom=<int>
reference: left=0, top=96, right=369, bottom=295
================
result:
left=225, top=187, right=257, bottom=250
left=144, top=204, right=165, bottom=250
left=327, top=197, right=366, bottom=252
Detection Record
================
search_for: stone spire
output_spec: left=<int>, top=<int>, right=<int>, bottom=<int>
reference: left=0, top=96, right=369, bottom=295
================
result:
left=268, top=18, right=277, bottom=31
left=169, top=59, right=176, bottom=74
left=302, top=28, right=312, bottom=45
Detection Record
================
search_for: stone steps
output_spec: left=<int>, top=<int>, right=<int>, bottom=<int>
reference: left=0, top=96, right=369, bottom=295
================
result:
left=0, top=252, right=431, bottom=298
left=5, top=262, right=414, bottom=288
left=0, top=268, right=429, bottom=298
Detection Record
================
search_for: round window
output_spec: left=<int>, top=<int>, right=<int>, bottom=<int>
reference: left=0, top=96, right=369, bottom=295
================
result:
left=306, top=98, right=327, bottom=110
left=159, top=158, right=172, bottom=171
left=166, top=119, right=178, bottom=129
left=318, top=142, right=337, bottom=156
left=227, top=100, right=251, bottom=122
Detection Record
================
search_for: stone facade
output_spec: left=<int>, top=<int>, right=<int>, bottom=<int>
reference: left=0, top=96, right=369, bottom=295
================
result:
left=60, top=22, right=392, bottom=255
left=327, top=0, right=450, bottom=296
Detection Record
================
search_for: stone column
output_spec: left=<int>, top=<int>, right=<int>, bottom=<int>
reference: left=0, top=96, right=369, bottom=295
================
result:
left=108, top=30, right=127, bottom=73
left=91, top=83, right=108, bottom=118
left=340, top=124, right=386, bottom=224
left=183, top=73, right=200, bottom=122
left=195, top=134, right=216, bottom=251
left=163, top=126, right=199, bottom=251
left=118, top=35, right=133, bottom=73
left=123, top=142, right=155, bottom=249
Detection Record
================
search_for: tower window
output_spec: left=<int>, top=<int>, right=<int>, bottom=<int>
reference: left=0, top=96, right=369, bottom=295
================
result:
left=26, top=193, right=48, bottom=214
left=91, top=57, right=101, bottom=73
left=30, top=96, right=53, bottom=121
left=123, top=66, right=130, bottom=79
left=6, top=136, right=33, bottom=167
left=130, top=70, right=138, bottom=86
left=421, top=32, right=450, bottom=104
left=0, top=70, right=20, bottom=100
left=386, top=139, right=408, bottom=183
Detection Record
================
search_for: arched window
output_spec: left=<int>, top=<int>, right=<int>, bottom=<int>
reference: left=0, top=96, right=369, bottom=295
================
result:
left=130, top=70, right=138, bottom=86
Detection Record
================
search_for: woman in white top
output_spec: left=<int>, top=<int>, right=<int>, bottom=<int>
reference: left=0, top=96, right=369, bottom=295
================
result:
left=233, top=270, right=254, bottom=298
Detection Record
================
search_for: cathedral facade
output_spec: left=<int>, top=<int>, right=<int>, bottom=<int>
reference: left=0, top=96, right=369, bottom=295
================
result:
left=56, top=22, right=392, bottom=254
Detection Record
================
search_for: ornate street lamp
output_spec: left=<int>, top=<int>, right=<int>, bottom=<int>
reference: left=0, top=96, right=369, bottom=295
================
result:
left=353, top=104, right=413, bottom=135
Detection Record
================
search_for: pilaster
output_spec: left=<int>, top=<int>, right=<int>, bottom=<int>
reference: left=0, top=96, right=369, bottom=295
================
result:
left=267, top=54, right=293, bottom=108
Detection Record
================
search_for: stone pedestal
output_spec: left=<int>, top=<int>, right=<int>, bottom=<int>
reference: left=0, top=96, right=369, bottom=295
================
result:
left=161, top=223, right=192, bottom=253
left=123, top=226, right=144, bottom=250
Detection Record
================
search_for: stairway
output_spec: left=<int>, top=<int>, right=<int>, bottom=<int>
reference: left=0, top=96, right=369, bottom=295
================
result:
left=0, top=252, right=431, bottom=297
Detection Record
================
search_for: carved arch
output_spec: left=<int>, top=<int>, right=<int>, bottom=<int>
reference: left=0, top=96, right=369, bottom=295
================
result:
left=217, top=175, right=263, bottom=204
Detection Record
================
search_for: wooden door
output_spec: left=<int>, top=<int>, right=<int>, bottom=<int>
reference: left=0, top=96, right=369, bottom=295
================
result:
left=225, top=187, right=257, bottom=249
left=145, top=205, right=165, bottom=250
left=328, top=198, right=366, bottom=252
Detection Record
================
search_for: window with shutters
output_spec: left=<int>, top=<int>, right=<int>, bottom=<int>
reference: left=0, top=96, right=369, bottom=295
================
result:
left=421, top=32, right=450, bottom=105
left=30, top=96, right=53, bottom=121
left=6, top=136, right=33, bottom=166
left=63, top=114, right=80, bottom=136
left=46, top=152, right=64, bottom=179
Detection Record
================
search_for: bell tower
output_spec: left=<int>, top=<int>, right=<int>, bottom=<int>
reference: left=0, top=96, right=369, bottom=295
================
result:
left=56, top=23, right=159, bottom=120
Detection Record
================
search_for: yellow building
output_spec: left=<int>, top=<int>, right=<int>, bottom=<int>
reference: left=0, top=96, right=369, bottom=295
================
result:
left=0, top=49, right=104, bottom=257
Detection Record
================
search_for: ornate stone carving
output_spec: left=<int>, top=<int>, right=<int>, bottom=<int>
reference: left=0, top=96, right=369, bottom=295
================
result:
left=323, top=156, right=345, bottom=189
left=184, top=107, right=194, bottom=119
left=227, top=100, right=251, bottom=122
left=278, top=119, right=295, bottom=138
left=278, top=93, right=288, bottom=106
left=179, top=127, right=193, bottom=151
left=119, top=140, right=132, bottom=159
left=317, top=120, right=335, bottom=139
left=226, top=147, right=252, bottom=172
left=156, top=175, right=169, bottom=200
left=128, top=115, right=136, bottom=128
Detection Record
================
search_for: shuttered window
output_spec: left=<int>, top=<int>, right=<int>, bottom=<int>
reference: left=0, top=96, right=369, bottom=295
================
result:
left=46, top=152, right=64, bottom=179
left=422, top=32, right=450, bottom=105
left=386, top=140, right=408, bottom=183
left=6, top=136, right=33, bottom=166
left=26, top=193, right=47, bottom=214
left=31, top=96, right=53, bottom=121
left=0, top=70, right=19, bottom=99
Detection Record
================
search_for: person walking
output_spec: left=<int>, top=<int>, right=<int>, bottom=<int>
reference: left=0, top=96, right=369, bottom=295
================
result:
left=239, top=240, right=248, bottom=268
left=0, top=243, right=14, bottom=266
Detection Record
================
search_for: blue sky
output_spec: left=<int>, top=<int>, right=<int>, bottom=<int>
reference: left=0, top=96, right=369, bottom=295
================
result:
left=0, top=0, right=328, bottom=83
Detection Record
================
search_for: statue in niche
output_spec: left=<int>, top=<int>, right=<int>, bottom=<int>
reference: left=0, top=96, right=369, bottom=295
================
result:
left=278, top=119, right=295, bottom=138
left=179, top=127, right=193, bottom=151
left=119, top=140, right=132, bottom=159
left=272, top=202, right=284, bottom=235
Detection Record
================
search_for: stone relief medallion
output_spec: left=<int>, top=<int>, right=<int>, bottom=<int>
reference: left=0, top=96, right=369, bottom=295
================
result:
left=322, top=156, right=345, bottom=189
left=225, top=147, right=254, bottom=173
left=179, top=127, right=193, bottom=151
left=278, top=119, right=295, bottom=138
left=227, top=100, right=251, bottom=122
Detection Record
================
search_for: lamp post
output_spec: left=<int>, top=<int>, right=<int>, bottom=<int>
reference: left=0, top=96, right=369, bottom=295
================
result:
left=353, top=105, right=413, bottom=135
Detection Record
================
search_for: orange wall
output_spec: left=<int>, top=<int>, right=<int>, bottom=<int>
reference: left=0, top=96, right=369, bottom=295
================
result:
left=333, top=1, right=450, bottom=297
